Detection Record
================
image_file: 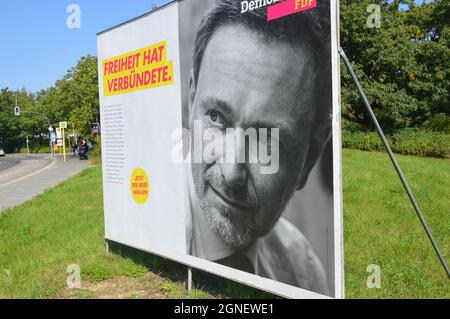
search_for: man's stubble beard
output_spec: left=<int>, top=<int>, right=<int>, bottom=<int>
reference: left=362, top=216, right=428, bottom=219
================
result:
left=192, top=164, right=297, bottom=251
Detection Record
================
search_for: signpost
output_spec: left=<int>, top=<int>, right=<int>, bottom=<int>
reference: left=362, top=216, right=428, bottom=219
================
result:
left=56, top=127, right=63, bottom=156
left=59, top=122, right=67, bottom=162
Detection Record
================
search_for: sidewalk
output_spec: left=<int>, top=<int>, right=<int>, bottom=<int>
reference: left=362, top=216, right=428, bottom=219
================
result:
left=0, top=154, right=90, bottom=212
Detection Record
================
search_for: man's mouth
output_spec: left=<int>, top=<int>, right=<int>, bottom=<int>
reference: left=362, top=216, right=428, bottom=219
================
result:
left=208, top=184, right=255, bottom=211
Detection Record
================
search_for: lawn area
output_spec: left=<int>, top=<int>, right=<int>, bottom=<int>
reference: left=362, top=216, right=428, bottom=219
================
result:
left=343, top=150, right=449, bottom=298
left=0, top=149, right=448, bottom=298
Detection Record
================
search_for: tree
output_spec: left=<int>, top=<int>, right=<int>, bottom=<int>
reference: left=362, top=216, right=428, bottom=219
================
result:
left=37, top=55, right=99, bottom=139
left=0, top=89, right=21, bottom=152
left=340, top=0, right=449, bottom=131
left=0, top=88, right=38, bottom=152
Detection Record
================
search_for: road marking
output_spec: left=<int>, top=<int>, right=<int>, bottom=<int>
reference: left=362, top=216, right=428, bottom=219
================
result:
left=0, top=158, right=57, bottom=189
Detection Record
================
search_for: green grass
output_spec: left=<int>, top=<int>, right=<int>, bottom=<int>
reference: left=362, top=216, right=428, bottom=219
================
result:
left=0, top=168, right=146, bottom=298
left=0, top=149, right=448, bottom=298
left=343, top=150, right=449, bottom=298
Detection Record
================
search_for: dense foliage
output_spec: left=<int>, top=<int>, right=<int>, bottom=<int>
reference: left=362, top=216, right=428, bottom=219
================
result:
left=340, top=0, right=449, bottom=132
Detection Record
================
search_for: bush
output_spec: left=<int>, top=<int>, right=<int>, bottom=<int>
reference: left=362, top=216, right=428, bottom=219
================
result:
left=89, top=135, right=102, bottom=165
left=390, top=129, right=450, bottom=158
left=423, top=113, right=450, bottom=134
left=343, top=128, right=450, bottom=159
left=342, top=130, right=385, bottom=152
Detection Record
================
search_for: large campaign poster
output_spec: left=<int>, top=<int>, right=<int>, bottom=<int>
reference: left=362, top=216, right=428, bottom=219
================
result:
left=97, top=3, right=186, bottom=256
left=98, top=0, right=343, bottom=299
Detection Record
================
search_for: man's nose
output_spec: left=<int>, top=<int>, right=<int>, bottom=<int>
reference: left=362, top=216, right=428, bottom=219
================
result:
left=219, top=130, right=250, bottom=186
left=218, top=163, right=248, bottom=187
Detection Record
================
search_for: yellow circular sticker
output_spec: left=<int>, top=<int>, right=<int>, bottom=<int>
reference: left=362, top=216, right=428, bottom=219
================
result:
left=130, top=168, right=149, bottom=204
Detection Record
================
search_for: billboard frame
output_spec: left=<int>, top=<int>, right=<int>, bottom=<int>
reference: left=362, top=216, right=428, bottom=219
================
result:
left=98, top=0, right=344, bottom=299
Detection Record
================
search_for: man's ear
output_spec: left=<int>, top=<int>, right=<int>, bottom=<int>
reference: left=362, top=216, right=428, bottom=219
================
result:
left=185, top=69, right=197, bottom=159
left=188, top=69, right=196, bottom=115
left=297, top=119, right=332, bottom=190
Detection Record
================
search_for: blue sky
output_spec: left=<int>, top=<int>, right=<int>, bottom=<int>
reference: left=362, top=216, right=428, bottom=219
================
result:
left=0, top=0, right=431, bottom=93
left=0, top=0, right=171, bottom=93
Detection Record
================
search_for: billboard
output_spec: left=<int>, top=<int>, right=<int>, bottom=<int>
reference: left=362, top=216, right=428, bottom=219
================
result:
left=97, top=0, right=343, bottom=298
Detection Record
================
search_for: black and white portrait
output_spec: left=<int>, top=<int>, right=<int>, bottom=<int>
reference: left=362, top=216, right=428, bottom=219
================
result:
left=179, top=0, right=337, bottom=297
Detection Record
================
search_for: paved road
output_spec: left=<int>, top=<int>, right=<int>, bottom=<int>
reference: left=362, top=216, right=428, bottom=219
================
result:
left=0, top=154, right=90, bottom=212
left=0, top=155, right=22, bottom=172
left=0, top=154, right=53, bottom=186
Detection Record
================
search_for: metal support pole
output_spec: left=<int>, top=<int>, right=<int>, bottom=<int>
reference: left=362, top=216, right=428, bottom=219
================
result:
left=105, top=239, right=110, bottom=257
left=62, top=127, right=67, bottom=163
left=339, top=47, right=450, bottom=279
left=186, top=267, right=193, bottom=293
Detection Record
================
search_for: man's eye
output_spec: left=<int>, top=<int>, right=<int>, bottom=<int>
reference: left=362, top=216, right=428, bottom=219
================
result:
left=210, top=111, right=218, bottom=122
left=207, top=110, right=226, bottom=126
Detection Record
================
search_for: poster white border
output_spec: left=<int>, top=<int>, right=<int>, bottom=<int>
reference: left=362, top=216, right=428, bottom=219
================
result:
left=100, top=0, right=344, bottom=299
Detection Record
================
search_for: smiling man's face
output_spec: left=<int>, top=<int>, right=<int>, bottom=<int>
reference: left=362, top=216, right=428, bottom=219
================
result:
left=189, top=24, right=318, bottom=250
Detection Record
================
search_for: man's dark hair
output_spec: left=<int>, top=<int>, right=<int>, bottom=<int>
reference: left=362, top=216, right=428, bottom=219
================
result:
left=192, top=0, right=332, bottom=124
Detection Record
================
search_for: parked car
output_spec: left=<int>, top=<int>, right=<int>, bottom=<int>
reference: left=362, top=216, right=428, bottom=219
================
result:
left=0, top=148, right=5, bottom=156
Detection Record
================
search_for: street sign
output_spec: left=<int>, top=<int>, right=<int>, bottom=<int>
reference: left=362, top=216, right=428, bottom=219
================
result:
left=50, top=132, right=56, bottom=142
left=91, top=123, right=100, bottom=134
left=56, top=127, right=62, bottom=139
left=59, top=122, right=68, bottom=129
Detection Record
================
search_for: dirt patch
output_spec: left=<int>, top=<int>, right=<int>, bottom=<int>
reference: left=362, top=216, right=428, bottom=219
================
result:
left=63, top=272, right=215, bottom=299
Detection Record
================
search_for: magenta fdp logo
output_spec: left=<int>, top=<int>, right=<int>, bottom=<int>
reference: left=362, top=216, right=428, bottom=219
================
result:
left=241, top=0, right=317, bottom=21
left=268, top=0, right=317, bottom=20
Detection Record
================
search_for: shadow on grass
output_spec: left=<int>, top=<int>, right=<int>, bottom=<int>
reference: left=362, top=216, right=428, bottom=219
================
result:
left=107, top=240, right=278, bottom=299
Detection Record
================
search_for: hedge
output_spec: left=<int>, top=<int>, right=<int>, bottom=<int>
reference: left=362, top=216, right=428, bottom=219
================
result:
left=343, top=128, right=450, bottom=159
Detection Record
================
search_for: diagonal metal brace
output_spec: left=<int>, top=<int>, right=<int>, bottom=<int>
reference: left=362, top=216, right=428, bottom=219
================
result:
left=339, top=47, right=450, bottom=280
